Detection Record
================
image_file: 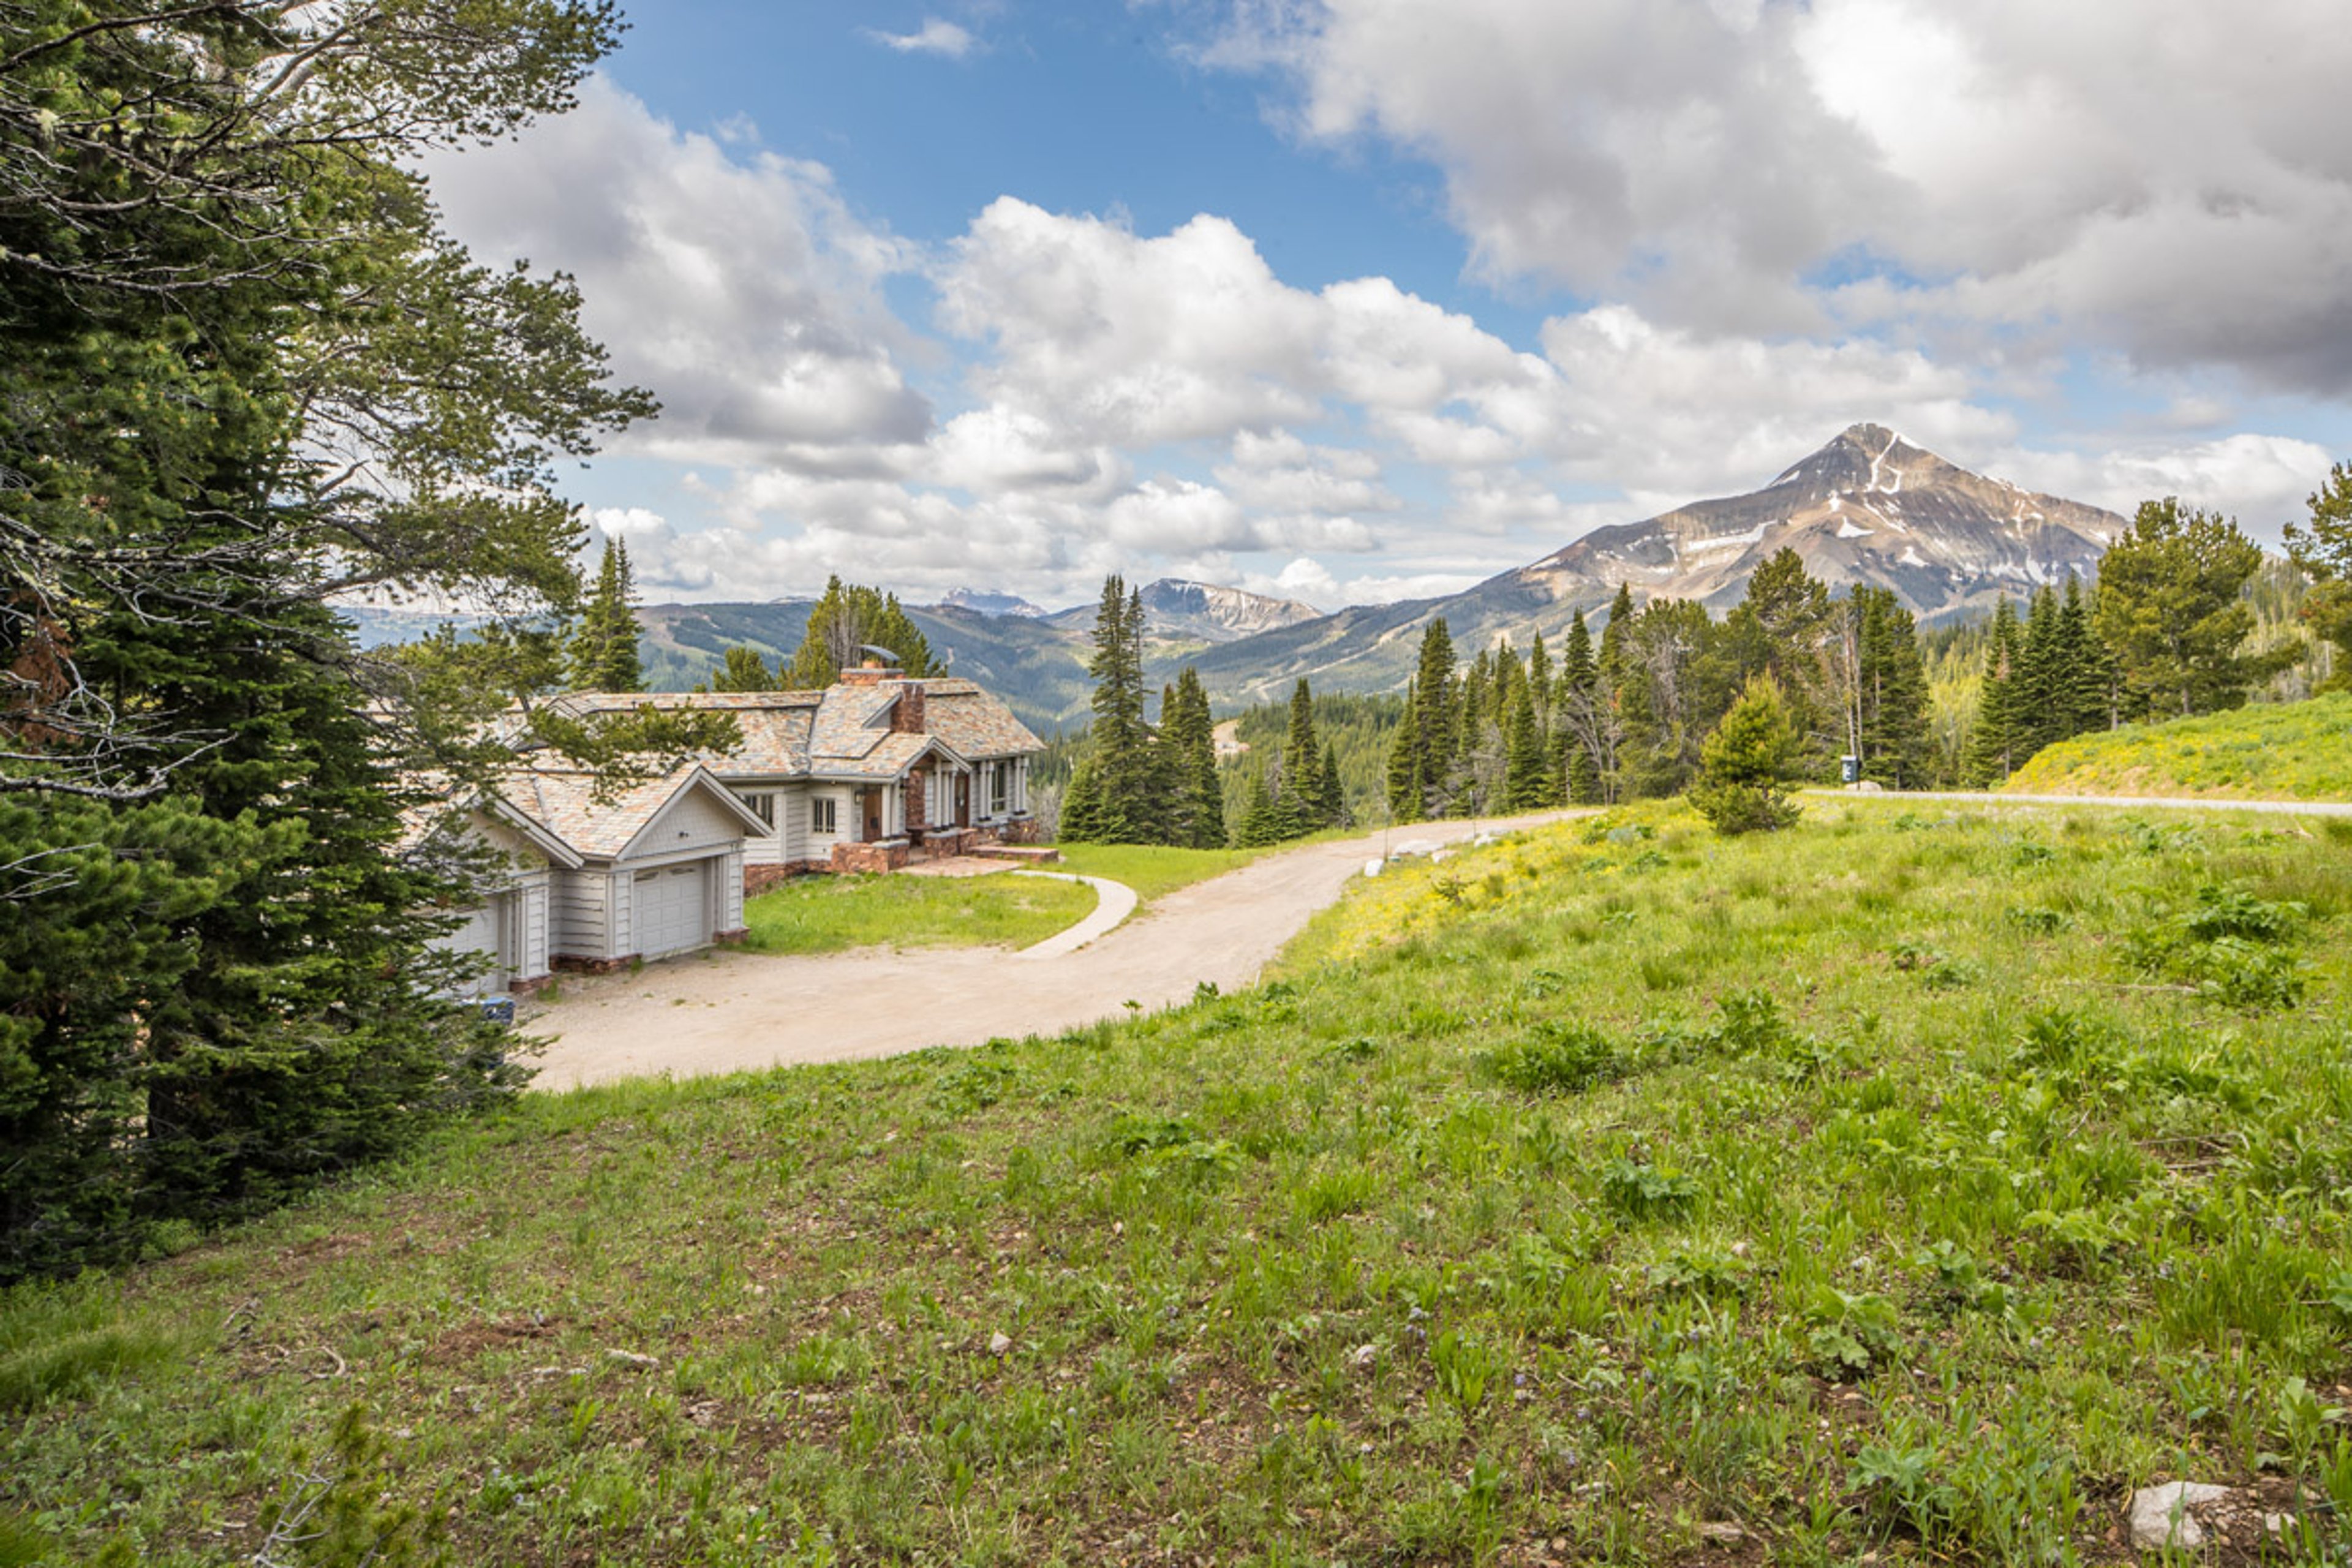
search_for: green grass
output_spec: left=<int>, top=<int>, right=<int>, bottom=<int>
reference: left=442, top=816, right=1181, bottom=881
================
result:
left=10, top=803, right=2352, bottom=1564
left=2007, top=690, right=2352, bottom=800
left=740, top=868, right=1096, bottom=955
left=1047, top=841, right=1283, bottom=903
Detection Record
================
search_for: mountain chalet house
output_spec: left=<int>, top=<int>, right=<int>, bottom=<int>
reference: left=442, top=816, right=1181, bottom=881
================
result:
left=423, top=662, right=1046, bottom=993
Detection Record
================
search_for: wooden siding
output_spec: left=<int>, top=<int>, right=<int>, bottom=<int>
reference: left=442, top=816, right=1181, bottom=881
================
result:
left=637, top=783, right=759, bottom=858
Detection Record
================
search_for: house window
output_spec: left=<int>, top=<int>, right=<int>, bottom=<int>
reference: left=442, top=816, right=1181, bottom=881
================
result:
left=989, top=762, right=1010, bottom=816
left=811, top=796, right=839, bottom=835
left=739, top=790, right=775, bottom=827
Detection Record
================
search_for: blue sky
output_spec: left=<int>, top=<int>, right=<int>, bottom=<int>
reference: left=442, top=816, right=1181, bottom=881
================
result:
left=428, top=0, right=2350, bottom=611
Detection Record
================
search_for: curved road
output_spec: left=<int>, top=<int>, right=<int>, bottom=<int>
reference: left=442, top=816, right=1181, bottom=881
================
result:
left=526, top=810, right=1583, bottom=1088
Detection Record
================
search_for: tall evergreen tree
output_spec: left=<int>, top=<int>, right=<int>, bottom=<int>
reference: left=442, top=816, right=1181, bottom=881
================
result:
left=1281, top=679, right=1327, bottom=826
left=2096, top=498, right=2294, bottom=719
left=1075, top=577, right=1152, bottom=842
left=2056, top=575, right=2116, bottom=734
left=1502, top=686, right=1553, bottom=810
left=785, top=576, right=939, bottom=687
left=1317, top=740, right=1348, bottom=828
left=1161, top=668, right=1224, bottom=848
left=2285, top=461, right=2352, bottom=691
left=1964, top=597, right=2024, bottom=786
left=2013, top=585, right=2065, bottom=758
left=1528, top=631, right=1553, bottom=715
left=570, top=538, right=644, bottom=691
left=1854, top=587, right=1932, bottom=787
left=1409, top=620, right=1460, bottom=816
left=0, top=0, right=644, bottom=1276
left=1385, top=685, right=1426, bottom=823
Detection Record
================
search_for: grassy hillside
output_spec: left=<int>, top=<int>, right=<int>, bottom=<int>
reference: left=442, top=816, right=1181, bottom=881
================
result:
left=2007, top=692, right=2352, bottom=801
left=9, top=805, right=2352, bottom=1563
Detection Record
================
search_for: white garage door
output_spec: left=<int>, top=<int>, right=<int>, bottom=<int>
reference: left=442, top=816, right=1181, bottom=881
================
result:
left=431, top=899, right=508, bottom=996
left=633, top=862, right=710, bottom=958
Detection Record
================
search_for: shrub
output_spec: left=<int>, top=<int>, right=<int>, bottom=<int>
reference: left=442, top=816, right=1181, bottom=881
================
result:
left=1688, top=676, right=1803, bottom=835
left=1478, top=1023, right=1621, bottom=1096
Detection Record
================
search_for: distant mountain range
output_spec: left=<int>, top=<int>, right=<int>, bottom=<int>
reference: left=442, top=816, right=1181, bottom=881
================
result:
left=339, top=427, right=2128, bottom=731
left=1033, top=578, right=1323, bottom=643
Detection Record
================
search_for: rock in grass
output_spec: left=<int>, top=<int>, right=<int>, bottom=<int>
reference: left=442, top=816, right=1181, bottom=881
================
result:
left=2128, top=1481, right=2231, bottom=1550
left=987, top=1330, right=1012, bottom=1356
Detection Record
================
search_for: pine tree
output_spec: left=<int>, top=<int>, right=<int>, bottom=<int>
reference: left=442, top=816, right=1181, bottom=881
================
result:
left=0, top=0, right=635, bottom=1275
left=1160, top=668, right=1225, bottom=849
left=1562, top=611, right=1598, bottom=695
left=1385, top=687, right=1426, bottom=823
left=1069, top=576, right=1159, bottom=844
left=1528, top=632, right=1553, bottom=715
left=1689, top=675, right=1803, bottom=835
left=2285, top=461, right=2352, bottom=691
left=1232, top=764, right=1287, bottom=848
left=785, top=577, right=938, bottom=687
left=2056, top=576, right=2115, bottom=735
left=2013, top=586, right=2065, bottom=760
left=1281, top=680, right=1325, bottom=827
left=570, top=538, right=644, bottom=691
left=1854, top=588, right=1931, bottom=787
left=1964, top=597, right=2023, bottom=786
left=2095, top=499, right=2291, bottom=719
left=1409, top=620, right=1459, bottom=816
left=1058, top=760, right=1108, bottom=844
left=1317, top=740, right=1348, bottom=827
left=707, top=646, right=778, bottom=692
left=1502, top=687, right=1551, bottom=810
left=1557, top=606, right=1610, bottom=804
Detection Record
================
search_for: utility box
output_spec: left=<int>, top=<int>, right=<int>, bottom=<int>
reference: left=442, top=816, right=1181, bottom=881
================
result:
left=1841, top=755, right=1861, bottom=785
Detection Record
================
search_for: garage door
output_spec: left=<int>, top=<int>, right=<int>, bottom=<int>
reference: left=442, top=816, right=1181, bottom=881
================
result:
left=633, top=862, right=710, bottom=958
left=431, top=899, right=508, bottom=996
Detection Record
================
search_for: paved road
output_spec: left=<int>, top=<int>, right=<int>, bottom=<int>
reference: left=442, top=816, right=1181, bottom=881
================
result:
left=526, top=810, right=1585, bottom=1088
left=1811, top=788, right=2352, bottom=817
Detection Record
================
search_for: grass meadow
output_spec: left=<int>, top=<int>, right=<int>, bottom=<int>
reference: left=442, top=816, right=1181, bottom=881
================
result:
left=6, top=802, right=2352, bottom=1564
left=2008, top=692, right=2352, bottom=801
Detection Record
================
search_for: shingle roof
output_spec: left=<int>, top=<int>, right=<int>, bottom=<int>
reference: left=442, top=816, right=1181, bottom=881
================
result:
left=920, top=682, right=1045, bottom=759
left=810, top=731, right=940, bottom=782
left=541, top=677, right=1041, bottom=784
left=807, top=684, right=898, bottom=761
left=494, top=763, right=768, bottom=861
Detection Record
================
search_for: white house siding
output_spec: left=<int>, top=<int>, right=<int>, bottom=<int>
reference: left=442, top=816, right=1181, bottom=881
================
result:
left=552, top=867, right=620, bottom=962
left=719, top=845, right=745, bottom=931
left=639, top=786, right=760, bottom=858
left=514, top=869, right=551, bottom=984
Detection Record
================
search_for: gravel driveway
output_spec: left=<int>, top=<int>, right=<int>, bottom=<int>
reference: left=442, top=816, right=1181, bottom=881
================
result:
left=525, top=810, right=1582, bottom=1088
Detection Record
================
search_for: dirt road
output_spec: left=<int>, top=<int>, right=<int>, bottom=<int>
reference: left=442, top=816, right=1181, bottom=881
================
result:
left=526, top=810, right=1581, bottom=1088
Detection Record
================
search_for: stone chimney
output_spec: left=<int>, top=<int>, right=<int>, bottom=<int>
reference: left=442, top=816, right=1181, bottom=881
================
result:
left=888, top=679, right=926, bottom=734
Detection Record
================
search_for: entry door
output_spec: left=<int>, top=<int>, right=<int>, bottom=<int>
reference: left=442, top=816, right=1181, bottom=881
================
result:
left=633, top=862, right=708, bottom=957
left=955, top=772, right=971, bottom=827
